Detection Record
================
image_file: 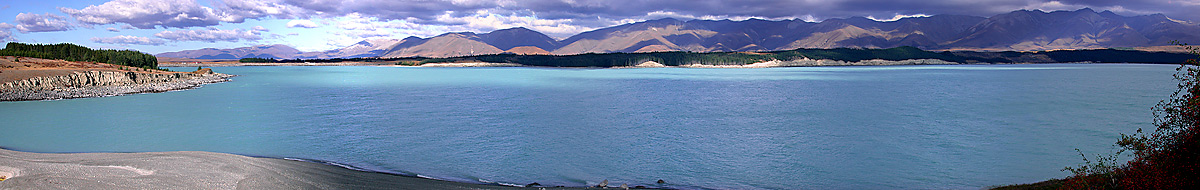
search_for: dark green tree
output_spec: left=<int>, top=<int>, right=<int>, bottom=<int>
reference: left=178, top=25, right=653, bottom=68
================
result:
left=0, top=42, right=158, bottom=68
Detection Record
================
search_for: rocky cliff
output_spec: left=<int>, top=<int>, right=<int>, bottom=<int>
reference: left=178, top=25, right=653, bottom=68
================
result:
left=0, top=71, right=233, bottom=101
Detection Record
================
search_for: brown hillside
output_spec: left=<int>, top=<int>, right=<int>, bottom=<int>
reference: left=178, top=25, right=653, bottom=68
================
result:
left=633, top=45, right=675, bottom=53
left=504, top=46, right=552, bottom=55
left=382, top=33, right=503, bottom=58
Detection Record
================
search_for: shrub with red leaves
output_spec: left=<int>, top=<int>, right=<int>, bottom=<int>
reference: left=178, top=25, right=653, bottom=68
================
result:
left=1060, top=41, right=1200, bottom=190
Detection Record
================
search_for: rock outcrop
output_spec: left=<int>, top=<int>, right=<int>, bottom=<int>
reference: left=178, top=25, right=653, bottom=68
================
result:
left=0, top=71, right=233, bottom=101
left=192, top=68, right=214, bottom=74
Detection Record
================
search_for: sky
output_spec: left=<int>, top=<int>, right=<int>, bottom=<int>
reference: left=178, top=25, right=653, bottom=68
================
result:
left=0, top=0, right=1196, bottom=54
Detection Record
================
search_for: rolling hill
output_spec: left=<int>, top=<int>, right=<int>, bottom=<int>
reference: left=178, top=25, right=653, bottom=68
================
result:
left=157, top=8, right=1200, bottom=59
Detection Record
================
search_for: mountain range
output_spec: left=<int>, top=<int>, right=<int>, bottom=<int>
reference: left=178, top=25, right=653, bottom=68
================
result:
left=157, top=8, right=1200, bottom=59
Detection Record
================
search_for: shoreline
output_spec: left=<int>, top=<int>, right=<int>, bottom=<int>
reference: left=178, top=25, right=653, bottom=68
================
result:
left=0, top=148, right=652, bottom=189
left=159, top=59, right=1166, bottom=68
left=0, top=71, right=235, bottom=102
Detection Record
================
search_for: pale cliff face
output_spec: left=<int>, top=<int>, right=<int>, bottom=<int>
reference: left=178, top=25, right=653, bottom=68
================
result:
left=1, top=71, right=233, bottom=101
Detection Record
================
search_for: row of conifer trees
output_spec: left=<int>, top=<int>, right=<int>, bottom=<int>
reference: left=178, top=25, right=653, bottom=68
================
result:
left=0, top=42, right=158, bottom=69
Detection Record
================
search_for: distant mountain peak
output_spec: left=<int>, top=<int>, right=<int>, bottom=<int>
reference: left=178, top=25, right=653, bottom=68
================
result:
left=649, top=17, right=682, bottom=22
left=484, top=27, right=548, bottom=37
left=253, top=44, right=289, bottom=48
left=354, top=40, right=373, bottom=46
left=161, top=9, right=1200, bottom=59
left=843, top=16, right=873, bottom=21
left=640, top=17, right=685, bottom=25
left=157, top=44, right=301, bottom=59
left=1016, top=9, right=1043, bottom=13
left=1098, top=10, right=1121, bottom=18
left=493, top=27, right=535, bottom=32
left=476, top=27, right=559, bottom=51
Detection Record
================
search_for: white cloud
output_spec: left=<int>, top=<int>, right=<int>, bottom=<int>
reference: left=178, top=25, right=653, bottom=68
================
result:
left=154, top=27, right=263, bottom=42
left=336, top=14, right=407, bottom=31
left=59, top=0, right=309, bottom=29
left=315, top=11, right=597, bottom=47
left=635, top=10, right=786, bottom=22
left=252, top=25, right=269, bottom=32
left=333, top=30, right=392, bottom=38
left=430, top=10, right=596, bottom=37
left=0, top=23, right=14, bottom=41
left=319, top=14, right=409, bottom=49
left=59, top=0, right=236, bottom=29
left=608, top=10, right=817, bottom=28
left=107, top=27, right=119, bottom=32
left=91, top=35, right=166, bottom=45
left=14, top=13, right=73, bottom=33
left=799, top=15, right=820, bottom=22
left=217, top=0, right=308, bottom=19
left=1099, top=6, right=1137, bottom=15
left=286, top=19, right=319, bottom=28
left=866, top=14, right=931, bottom=22
left=1021, top=1, right=1085, bottom=12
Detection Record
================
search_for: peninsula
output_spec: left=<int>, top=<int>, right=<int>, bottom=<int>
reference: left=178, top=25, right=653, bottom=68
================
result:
left=0, top=43, right=233, bottom=101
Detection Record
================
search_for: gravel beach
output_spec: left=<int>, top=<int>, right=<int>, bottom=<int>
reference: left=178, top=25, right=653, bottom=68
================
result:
left=0, top=148, right=538, bottom=189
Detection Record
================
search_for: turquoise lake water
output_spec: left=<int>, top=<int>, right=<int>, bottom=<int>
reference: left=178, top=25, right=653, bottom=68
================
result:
left=0, top=64, right=1179, bottom=189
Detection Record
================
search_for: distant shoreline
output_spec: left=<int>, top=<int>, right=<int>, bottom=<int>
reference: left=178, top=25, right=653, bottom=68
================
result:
left=157, top=46, right=1197, bottom=68
left=160, top=59, right=1172, bottom=68
left=159, top=62, right=394, bottom=67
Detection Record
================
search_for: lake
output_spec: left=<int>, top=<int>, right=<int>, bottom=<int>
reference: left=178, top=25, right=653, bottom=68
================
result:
left=0, top=64, right=1177, bottom=189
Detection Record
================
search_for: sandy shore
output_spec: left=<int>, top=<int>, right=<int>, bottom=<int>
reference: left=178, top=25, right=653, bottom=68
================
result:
left=613, top=59, right=967, bottom=69
left=0, top=148, right=623, bottom=189
left=676, top=59, right=965, bottom=68
left=418, top=62, right=525, bottom=67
